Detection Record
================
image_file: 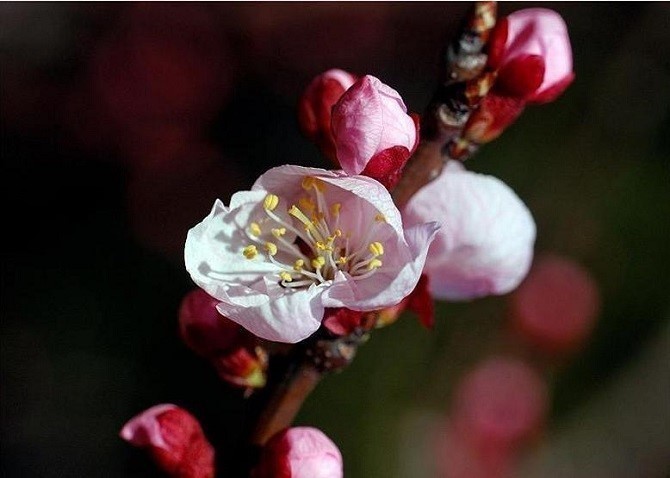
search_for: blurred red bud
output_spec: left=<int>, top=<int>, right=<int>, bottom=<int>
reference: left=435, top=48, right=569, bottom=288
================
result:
left=298, top=69, right=357, bottom=163
left=213, top=345, right=268, bottom=390
left=462, top=93, right=526, bottom=144
left=322, top=308, right=366, bottom=336
left=254, top=427, right=343, bottom=478
left=120, top=404, right=215, bottom=478
left=508, top=254, right=601, bottom=356
left=179, top=289, right=244, bottom=357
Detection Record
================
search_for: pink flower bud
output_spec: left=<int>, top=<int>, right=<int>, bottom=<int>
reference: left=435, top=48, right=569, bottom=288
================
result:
left=451, top=358, right=548, bottom=452
left=179, top=288, right=244, bottom=358
left=120, top=404, right=215, bottom=478
left=331, top=75, right=417, bottom=180
left=490, top=8, right=574, bottom=103
left=402, top=162, right=535, bottom=301
left=298, top=69, right=357, bottom=162
left=508, top=254, right=601, bottom=356
left=254, top=427, right=343, bottom=478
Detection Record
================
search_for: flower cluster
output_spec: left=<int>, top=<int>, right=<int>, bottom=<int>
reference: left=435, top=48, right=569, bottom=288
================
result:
left=123, top=6, right=576, bottom=477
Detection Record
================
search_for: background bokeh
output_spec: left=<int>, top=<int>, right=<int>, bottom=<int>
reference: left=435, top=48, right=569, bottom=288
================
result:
left=2, top=2, right=669, bottom=477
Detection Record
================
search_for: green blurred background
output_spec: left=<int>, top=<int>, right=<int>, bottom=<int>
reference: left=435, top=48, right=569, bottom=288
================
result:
left=2, top=3, right=669, bottom=477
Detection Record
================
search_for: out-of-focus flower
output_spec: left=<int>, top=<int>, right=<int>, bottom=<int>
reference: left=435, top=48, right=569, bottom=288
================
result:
left=298, top=69, right=357, bottom=163
left=489, top=8, right=574, bottom=103
left=508, top=254, right=601, bottom=356
left=179, top=289, right=268, bottom=390
left=120, top=404, right=215, bottom=478
left=331, top=75, right=418, bottom=188
left=402, top=162, right=535, bottom=301
left=185, top=165, right=438, bottom=343
left=451, top=358, right=548, bottom=452
left=253, top=427, right=343, bottom=478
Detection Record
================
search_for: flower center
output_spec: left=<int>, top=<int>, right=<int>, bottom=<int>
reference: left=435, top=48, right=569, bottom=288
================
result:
left=242, top=176, right=386, bottom=288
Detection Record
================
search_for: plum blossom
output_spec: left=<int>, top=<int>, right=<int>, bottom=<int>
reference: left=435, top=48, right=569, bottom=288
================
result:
left=254, top=427, right=343, bottom=478
left=120, top=404, right=215, bottom=478
left=402, top=162, right=535, bottom=301
left=185, top=165, right=438, bottom=343
left=331, top=75, right=418, bottom=185
left=489, top=8, right=574, bottom=103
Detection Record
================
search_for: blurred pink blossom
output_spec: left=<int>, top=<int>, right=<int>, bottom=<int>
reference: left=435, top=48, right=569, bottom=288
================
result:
left=508, top=254, right=601, bottom=356
left=120, top=404, right=215, bottom=478
left=331, top=75, right=417, bottom=183
left=451, top=357, right=548, bottom=453
left=185, top=165, right=438, bottom=343
left=254, top=427, right=343, bottom=478
left=402, top=162, right=535, bottom=301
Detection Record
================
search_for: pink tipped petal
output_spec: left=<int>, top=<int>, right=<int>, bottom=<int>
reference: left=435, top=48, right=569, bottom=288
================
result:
left=255, top=427, right=343, bottom=478
left=403, top=164, right=535, bottom=300
left=332, top=75, right=416, bottom=176
left=499, top=8, right=573, bottom=102
left=120, top=404, right=179, bottom=449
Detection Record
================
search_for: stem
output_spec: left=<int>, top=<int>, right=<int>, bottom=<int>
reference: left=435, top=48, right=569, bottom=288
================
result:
left=251, top=362, right=322, bottom=446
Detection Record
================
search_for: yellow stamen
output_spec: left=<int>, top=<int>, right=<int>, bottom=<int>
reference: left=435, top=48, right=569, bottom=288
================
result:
left=243, top=245, right=258, bottom=259
left=279, top=271, right=293, bottom=282
left=367, top=258, right=383, bottom=270
left=289, top=205, right=315, bottom=230
left=369, top=242, right=384, bottom=256
left=337, top=256, right=348, bottom=264
left=311, top=256, right=326, bottom=269
left=375, top=213, right=386, bottom=223
left=264, top=242, right=278, bottom=256
left=249, top=222, right=262, bottom=236
left=264, top=194, right=279, bottom=211
left=315, top=241, right=326, bottom=250
left=330, top=203, right=341, bottom=216
left=271, top=227, right=286, bottom=238
left=293, top=259, right=304, bottom=271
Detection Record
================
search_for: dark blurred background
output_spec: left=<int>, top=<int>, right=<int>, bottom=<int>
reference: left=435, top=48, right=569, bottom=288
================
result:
left=1, top=3, right=669, bottom=477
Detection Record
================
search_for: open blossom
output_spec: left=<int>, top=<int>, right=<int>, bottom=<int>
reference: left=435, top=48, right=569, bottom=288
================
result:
left=298, top=69, right=357, bottom=163
left=402, top=162, right=535, bottom=301
left=253, top=427, right=343, bottom=478
left=185, top=165, right=438, bottom=343
left=120, top=404, right=215, bottom=478
left=331, top=75, right=418, bottom=187
left=489, top=8, right=574, bottom=103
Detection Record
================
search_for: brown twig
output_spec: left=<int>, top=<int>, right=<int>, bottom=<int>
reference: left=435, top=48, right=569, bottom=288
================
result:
left=392, top=1, right=498, bottom=209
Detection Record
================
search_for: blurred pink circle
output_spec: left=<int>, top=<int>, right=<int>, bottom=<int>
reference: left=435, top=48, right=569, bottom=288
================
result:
left=509, top=254, right=601, bottom=355
left=452, top=357, right=548, bottom=452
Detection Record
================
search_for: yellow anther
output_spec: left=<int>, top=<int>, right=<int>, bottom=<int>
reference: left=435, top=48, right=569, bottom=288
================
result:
left=315, top=241, right=326, bottom=250
left=289, top=205, right=314, bottom=230
left=271, top=227, right=286, bottom=238
left=301, top=176, right=325, bottom=192
left=298, top=196, right=315, bottom=213
left=330, top=203, right=341, bottom=216
left=293, top=259, right=304, bottom=271
left=242, top=245, right=258, bottom=259
left=279, top=271, right=293, bottom=282
left=369, top=242, right=384, bottom=256
left=375, top=213, right=386, bottom=223
left=311, top=256, right=326, bottom=269
left=264, top=242, right=278, bottom=256
left=264, top=194, right=279, bottom=211
left=249, top=222, right=262, bottom=236
left=367, top=258, right=383, bottom=270
left=337, top=256, right=348, bottom=265
left=333, top=229, right=342, bottom=237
